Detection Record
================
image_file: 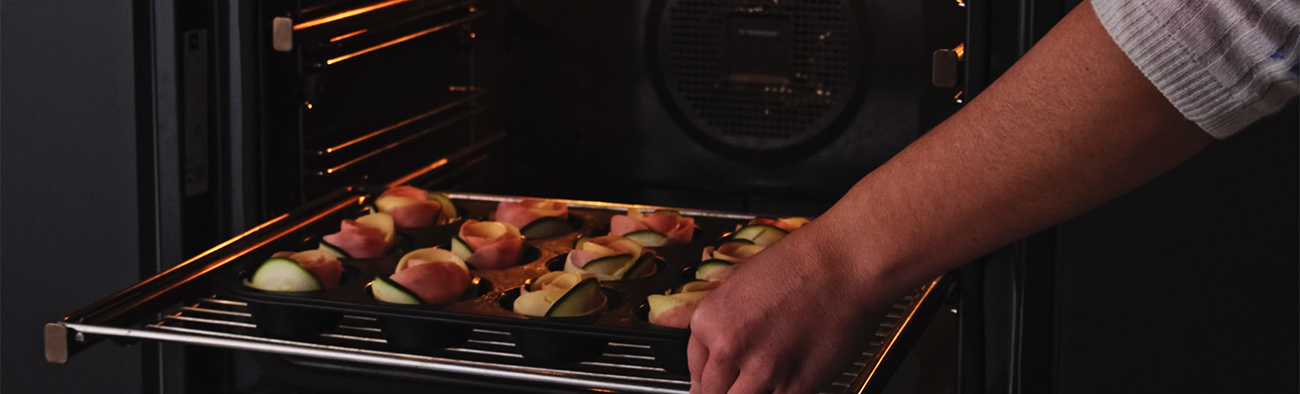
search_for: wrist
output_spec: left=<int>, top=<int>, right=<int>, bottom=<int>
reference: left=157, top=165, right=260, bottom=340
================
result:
left=794, top=212, right=918, bottom=316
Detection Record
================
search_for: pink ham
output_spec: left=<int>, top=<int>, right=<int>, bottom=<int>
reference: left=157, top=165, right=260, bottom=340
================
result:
left=459, top=220, right=524, bottom=269
left=707, top=242, right=765, bottom=264
left=384, top=185, right=429, bottom=200
left=376, top=186, right=442, bottom=228
left=610, top=215, right=647, bottom=236
left=647, top=291, right=710, bottom=329
left=495, top=199, right=568, bottom=229
left=610, top=209, right=695, bottom=243
left=650, top=303, right=696, bottom=329
left=271, top=250, right=344, bottom=289
left=389, top=259, right=470, bottom=305
left=323, top=219, right=391, bottom=258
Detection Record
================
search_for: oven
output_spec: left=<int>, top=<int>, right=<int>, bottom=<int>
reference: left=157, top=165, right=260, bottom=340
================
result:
left=32, top=0, right=1150, bottom=393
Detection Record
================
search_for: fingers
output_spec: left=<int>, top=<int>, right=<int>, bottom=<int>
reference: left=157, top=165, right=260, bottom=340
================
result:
left=697, top=357, right=741, bottom=394
left=688, top=336, right=708, bottom=394
left=726, top=375, right=775, bottom=394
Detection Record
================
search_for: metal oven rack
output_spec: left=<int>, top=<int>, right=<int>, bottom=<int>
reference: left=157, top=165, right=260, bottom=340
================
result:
left=46, top=187, right=950, bottom=394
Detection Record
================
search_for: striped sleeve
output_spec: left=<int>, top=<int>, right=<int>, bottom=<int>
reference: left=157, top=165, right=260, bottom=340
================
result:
left=1092, top=0, right=1299, bottom=138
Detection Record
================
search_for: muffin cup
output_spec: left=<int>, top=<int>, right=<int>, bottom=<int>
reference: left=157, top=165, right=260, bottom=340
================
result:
left=248, top=302, right=342, bottom=340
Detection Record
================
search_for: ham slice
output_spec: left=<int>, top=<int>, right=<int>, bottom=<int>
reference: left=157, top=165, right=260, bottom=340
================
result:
left=567, top=235, right=642, bottom=268
left=610, top=208, right=695, bottom=243
left=495, top=199, right=568, bottom=229
left=389, top=258, right=471, bottom=305
left=647, top=291, right=710, bottom=329
left=458, top=220, right=524, bottom=269
left=704, top=242, right=766, bottom=264
left=322, top=213, right=396, bottom=259
left=271, top=250, right=344, bottom=289
left=375, top=186, right=449, bottom=228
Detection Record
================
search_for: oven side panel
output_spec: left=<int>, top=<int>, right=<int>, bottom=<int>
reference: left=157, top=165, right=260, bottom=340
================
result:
left=0, top=1, right=145, bottom=394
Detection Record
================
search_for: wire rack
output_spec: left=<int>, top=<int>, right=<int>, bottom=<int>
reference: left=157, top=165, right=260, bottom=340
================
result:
left=62, top=292, right=920, bottom=394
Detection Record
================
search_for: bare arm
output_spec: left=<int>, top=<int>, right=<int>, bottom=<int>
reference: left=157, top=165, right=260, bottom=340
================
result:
left=687, top=2, right=1213, bottom=394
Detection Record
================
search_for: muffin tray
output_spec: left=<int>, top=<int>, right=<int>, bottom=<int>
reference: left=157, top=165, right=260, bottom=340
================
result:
left=214, top=193, right=763, bottom=372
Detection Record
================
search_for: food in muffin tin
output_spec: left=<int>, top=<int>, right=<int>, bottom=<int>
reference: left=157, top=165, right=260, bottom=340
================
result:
left=449, top=220, right=525, bottom=270
left=246, top=250, right=344, bottom=292
left=610, top=208, right=695, bottom=246
left=496, top=199, right=573, bottom=238
left=647, top=282, right=713, bottom=329
left=565, top=235, right=658, bottom=281
left=370, top=247, right=471, bottom=305
left=513, top=272, right=608, bottom=317
left=373, top=186, right=458, bottom=228
left=746, top=216, right=810, bottom=232
left=701, top=241, right=766, bottom=264
left=319, top=211, right=397, bottom=259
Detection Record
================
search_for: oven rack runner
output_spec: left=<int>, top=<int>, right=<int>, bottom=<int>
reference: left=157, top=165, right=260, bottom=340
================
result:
left=61, top=293, right=917, bottom=394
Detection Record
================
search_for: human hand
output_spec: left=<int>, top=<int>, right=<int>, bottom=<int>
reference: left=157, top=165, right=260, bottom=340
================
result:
left=687, top=218, right=900, bottom=394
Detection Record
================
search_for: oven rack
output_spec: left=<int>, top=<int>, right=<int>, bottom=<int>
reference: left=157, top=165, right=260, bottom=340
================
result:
left=47, top=189, right=949, bottom=394
left=57, top=286, right=930, bottom=394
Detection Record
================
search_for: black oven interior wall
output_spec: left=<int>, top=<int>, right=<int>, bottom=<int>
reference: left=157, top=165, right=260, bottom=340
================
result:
left=498, top=0, right=965, bottom=216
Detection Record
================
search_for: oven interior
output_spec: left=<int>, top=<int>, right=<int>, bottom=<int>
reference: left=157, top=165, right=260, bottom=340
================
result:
left=44, top=0, right=1064, bottom=393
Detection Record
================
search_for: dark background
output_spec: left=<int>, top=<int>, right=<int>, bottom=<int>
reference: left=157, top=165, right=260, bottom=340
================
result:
left=2, top=0, right=144, bottom=394
left=1, top=0, right=1296, bottom=393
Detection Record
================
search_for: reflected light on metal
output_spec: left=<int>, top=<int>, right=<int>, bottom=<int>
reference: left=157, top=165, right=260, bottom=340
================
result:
left=330, top=29, right=369, bottom=42
left=295, top=0, right=415, bottom=31
left=386, top=158, right=449, bottom=187
left=326, top=12, right=482, bottom=65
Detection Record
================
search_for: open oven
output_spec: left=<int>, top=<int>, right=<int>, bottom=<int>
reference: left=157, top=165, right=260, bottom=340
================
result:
left=38, top=0, right=1091, bottom=393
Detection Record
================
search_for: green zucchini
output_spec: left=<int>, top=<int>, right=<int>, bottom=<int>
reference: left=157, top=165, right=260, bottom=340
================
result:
left=728, top=224, right=788, bottom=246
left=621, top=253, right=658, bottom=279
left=623, top=230, right=670, bottom=247
left=248, top=258, right=323, bottom=292
left=450, top=236, right=474, bottom=260
left=371, top=276, right=421, bottom=304
left=317, top=240, right=351, bottom=259
left=519, top=216, right=573, bottom=239
left=695, top=260, right=734, bottom=281
left=572, top=234, right=592, bottom=249
left=581, top=253, right=636, bottom=276
left=546, top=278, right=603, bottom=317
left=427, top=192, right=457, bottom=220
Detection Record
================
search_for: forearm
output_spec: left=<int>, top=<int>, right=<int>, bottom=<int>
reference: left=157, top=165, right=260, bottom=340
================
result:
left=810, top=1, right=1213, bottom=304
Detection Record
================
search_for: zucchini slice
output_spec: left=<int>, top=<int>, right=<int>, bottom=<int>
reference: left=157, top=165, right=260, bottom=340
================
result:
left=371, top=276, right=422, bottom=304
left=519, top=216, right=573, bottom=239
left=248, top=258, right=323, bottom=292
left=621, top=253, right=658, bottom=280
left=572, top=234, right=593, bottom=249
left=623, top=230, right=670, bottom=247
left=317, top=240, right=351, bottom=259
left=546, top=278, right=604, bottom=317
left=427, top=192, right=458, bottom=221
left=581, top=253, right=636, bottom=276
left=450, top=236, right=474, bottom=260
left=729, top=224, right=788, bottom=246
left=695, top=260, right=734, bottom=281
left=718, top=238, right=755, bottom=247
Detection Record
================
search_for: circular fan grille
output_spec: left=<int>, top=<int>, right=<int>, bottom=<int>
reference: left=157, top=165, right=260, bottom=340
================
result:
left=652, top=0, right=868, bottom=153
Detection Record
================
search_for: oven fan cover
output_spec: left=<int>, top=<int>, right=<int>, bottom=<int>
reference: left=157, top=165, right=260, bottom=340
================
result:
left=648, top=0, right=872, bottom=157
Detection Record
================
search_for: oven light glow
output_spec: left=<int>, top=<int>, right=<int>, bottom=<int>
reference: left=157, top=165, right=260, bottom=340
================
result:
left=295, top=0, right=414, bottom=31
left=330, top=29, right=368, bottom=42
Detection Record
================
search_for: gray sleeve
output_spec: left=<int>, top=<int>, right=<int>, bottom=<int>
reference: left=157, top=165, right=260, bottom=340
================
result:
left=1091, top=0, right=1299, bottom=138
